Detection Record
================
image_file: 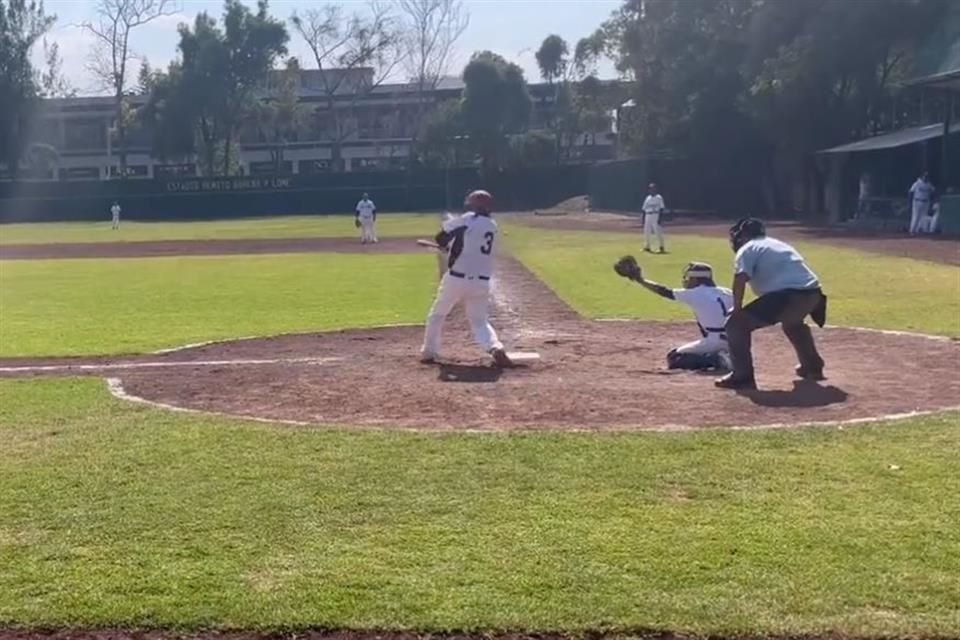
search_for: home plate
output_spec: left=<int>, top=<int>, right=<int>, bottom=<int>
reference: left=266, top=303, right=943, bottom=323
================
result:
left=507, top=351, right=541, bottom=363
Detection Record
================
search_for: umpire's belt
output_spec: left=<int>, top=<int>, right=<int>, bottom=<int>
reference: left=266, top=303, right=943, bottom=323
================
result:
left=449, top=270, right=490, bottom=281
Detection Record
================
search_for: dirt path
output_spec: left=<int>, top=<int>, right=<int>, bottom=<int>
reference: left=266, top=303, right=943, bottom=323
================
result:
left=0, top=236, right=422, bottom=259
left=514, top=213, right=960, bottom=266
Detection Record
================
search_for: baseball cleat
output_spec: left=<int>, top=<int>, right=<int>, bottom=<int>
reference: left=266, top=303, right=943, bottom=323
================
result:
left=490, top=348, right=514, bottom=368
left=419, top=353, right=439, bottom=364
left=795, top=364, right=825, bottom=381
left=714, top=373, right=757, bottom=390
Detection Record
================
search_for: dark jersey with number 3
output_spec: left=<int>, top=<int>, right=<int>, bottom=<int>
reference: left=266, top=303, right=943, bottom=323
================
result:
left=441, top=212, right=497, bottom=279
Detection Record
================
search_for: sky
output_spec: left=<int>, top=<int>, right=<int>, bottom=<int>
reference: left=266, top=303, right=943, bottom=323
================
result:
left=36, top=0, right=622, bottom=96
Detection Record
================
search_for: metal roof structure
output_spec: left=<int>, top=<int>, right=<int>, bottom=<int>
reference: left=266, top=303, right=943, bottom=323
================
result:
left=818, top=122, right=960, bottom=154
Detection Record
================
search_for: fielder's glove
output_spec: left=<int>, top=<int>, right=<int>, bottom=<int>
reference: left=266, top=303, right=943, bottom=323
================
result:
left=355, top=219, right=361, bottom=228
left=614, top=255, right=642, bottom=281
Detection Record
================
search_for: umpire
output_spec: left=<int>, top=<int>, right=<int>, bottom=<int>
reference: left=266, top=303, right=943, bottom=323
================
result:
left=716, top=218, right=827, bottom=390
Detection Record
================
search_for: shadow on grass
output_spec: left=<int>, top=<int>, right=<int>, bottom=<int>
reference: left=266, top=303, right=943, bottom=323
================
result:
left=739, top=380, right=849, bottom=408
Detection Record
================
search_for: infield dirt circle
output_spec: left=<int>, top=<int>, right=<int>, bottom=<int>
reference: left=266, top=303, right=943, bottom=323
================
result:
left=2, top=237, right=958, bottom=432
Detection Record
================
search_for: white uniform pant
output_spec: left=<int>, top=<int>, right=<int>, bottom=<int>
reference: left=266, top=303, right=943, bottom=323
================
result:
left=359, top=217, right=377, bottom=243
left=910, top=200, right=930, bottom=234
left=112, top=213, right=120, bottom=230
left=917, top=208, right=939, bottom=234
left=422, top=273, right=503, bottom=356
left=644, top=212, right=664, bottom=249
left=675, top=333, right=727, bottom=356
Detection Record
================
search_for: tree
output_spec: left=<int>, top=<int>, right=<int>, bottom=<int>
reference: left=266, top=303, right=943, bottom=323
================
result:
left=460, top=51, right=531, bottom=176
left=413, top=98, right=463, bottom=168
left=38, top=38, right=73, bottom=98
left=398, top=0, right=468, bottom=153
left=0, top=0, right=54, bottom=172
left=245, top=56, right=310, bottom=171
left=592, top=0, right=948, bottom=214
left=535, top=34, right=569, bottom=85
left=508, top=130, right=556, bottom=168
left=83, top=0, right=177, bottom=178
left=400, top=0, right=468, bottom=92
left=139, top=61, right=196, bottom=162
left=174, top=0, right=288, bottom=175
left=291, top=3, right=405, bottom=171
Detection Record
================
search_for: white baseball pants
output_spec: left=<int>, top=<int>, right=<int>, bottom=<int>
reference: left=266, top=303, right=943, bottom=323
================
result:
left=675, top=334, right=727, bottom=356
left=909, top=200, right=930, bottom=234
left=917, top=209, right=939, bottom=234
left=360, top=217, right=377, bottom=243
left=112, top=213, right=120, bottom=230
left=421, top=273, right=503, bottom=357
left=644, top=212, right=664, bottom=250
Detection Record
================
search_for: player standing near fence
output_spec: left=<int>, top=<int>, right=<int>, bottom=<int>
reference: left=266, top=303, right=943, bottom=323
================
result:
left=355, top=193, right=377, bottom=244
left=110, top=201, right=121, bottom=230
left=908, top=172, right=935, bottom=235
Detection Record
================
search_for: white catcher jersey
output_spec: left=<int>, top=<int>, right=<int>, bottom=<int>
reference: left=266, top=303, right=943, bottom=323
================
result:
left=356, top=199, right=376, bottom=218
left=443, top=212, right=497, bottom=278
left=672, top=285, right=734, bottom=334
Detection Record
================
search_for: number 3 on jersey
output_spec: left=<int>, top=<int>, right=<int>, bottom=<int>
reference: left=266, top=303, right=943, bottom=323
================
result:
left=480, top=231, right=494, bottom=255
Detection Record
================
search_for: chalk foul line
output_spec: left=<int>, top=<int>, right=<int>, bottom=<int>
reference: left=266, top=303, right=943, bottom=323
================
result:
left=0, top=356, right=343, bottom=374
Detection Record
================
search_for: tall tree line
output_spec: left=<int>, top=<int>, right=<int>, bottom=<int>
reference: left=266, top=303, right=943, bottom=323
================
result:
left=594, top=0, right=949, bottom=212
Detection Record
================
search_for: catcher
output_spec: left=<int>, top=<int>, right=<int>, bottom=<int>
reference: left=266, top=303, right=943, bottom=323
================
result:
left=614, top=256, right=733, bottom=371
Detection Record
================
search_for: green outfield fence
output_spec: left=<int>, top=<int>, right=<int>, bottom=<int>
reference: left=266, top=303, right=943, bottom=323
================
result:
left=0, top=165, right=589, bottom=223
left=587, top=157, right=767, bottom=216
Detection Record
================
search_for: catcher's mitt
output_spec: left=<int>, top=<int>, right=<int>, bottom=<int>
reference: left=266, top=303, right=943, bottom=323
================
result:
left=614, top=255, right=642, bottom=281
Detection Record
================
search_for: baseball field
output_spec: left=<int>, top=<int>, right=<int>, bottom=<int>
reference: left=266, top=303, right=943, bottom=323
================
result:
left=1, top=212, right=959, bottom=638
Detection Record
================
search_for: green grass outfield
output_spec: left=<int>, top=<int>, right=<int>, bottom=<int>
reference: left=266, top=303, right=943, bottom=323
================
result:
left=1, top=218, right=959, bottom=635
left=0, top=253, right=436, bottom=357
left=505, top=225, right=960, bottom=338
left=0, top=214, right=440, bottom=245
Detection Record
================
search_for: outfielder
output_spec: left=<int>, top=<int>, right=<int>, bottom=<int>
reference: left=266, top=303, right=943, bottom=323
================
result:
left=641, top=182, right=666, bottom=253
left=420, top=190, right=512, bottom=368
left=355, top=192, right=377, bottom=243
left=614, top=257, right=732, bottom=371
left=110, top=201, right=121, bottom=230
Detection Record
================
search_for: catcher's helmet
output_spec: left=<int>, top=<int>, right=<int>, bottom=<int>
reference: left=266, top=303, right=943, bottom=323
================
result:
left=729, top=217, right=766, bottom=252
left=682, top=261, right=714, bottom=286
left=465, top=189, right=494, bottom=213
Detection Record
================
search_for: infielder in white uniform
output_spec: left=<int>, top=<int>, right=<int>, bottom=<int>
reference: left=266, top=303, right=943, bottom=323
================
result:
left=355, top=193, right=377, bottom=243
left=908, top=173, right=934, bottom=235
left=421, top=190, right=512, bottom=368
left=614, top=257, right=732, bottom=371
left=641, top=182, right=666, bottom=253
left=110, top=201, right=121, bottom=230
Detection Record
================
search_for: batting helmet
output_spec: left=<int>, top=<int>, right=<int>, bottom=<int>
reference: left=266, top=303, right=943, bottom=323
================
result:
left=465, top=190, right=494, bottom=214
left=729, top=217, right=766, bottom=252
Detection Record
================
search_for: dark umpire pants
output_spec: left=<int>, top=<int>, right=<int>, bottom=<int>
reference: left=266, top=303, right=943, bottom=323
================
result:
left=725, top=288, right=826, bottom=381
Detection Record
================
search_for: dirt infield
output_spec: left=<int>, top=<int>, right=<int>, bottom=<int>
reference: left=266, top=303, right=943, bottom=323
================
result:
left=515, top=213, right=960, bottom=266
left=0, top=236, right=422, bottom=259
left=2, top=254, right=957, bottom=432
